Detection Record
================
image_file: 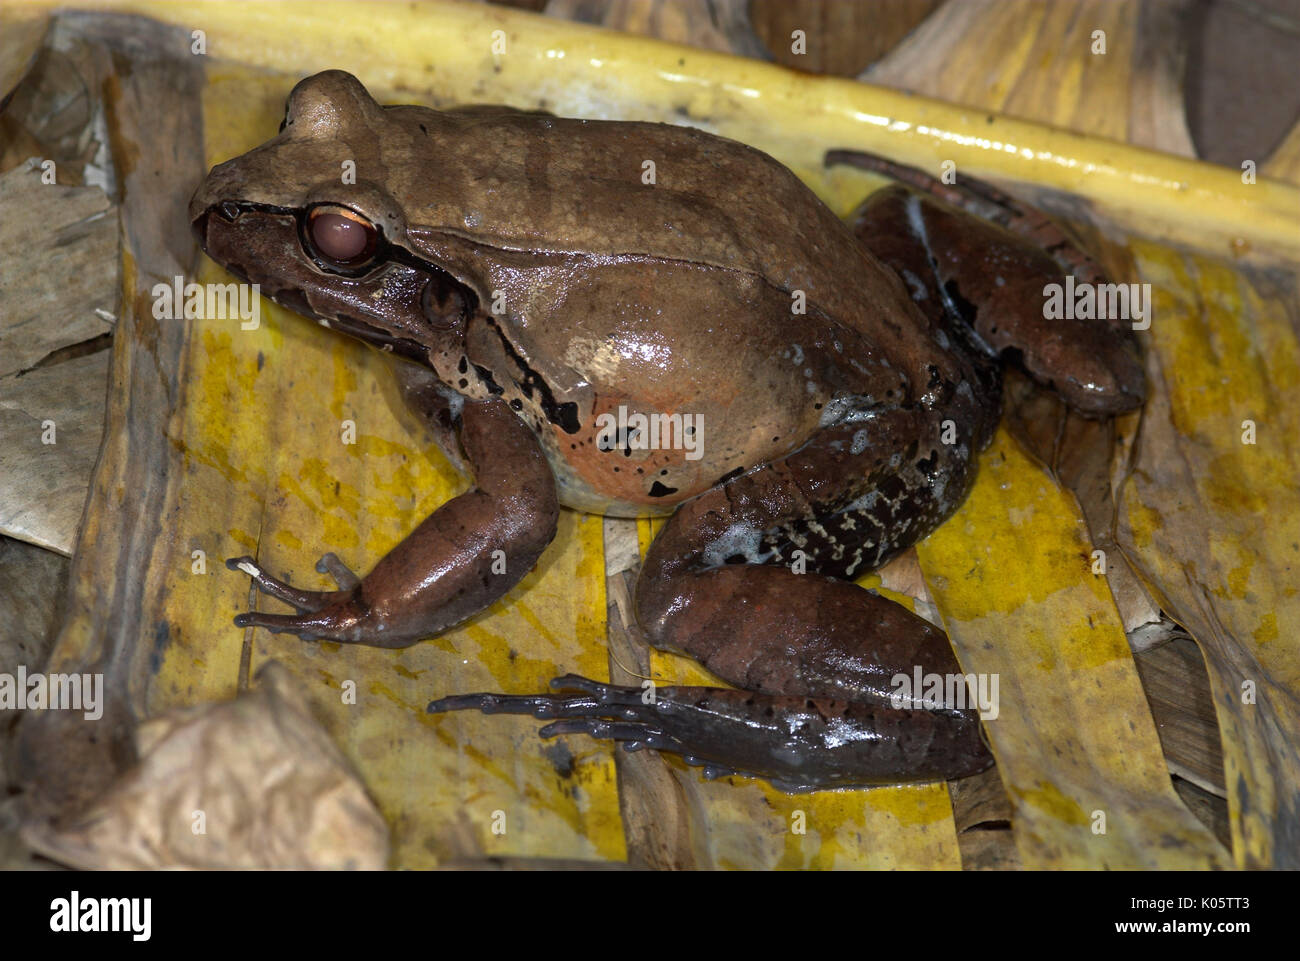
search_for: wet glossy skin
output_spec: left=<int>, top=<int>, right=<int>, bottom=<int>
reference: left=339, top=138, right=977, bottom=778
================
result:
left=191, top=71, right=1144, bottom=790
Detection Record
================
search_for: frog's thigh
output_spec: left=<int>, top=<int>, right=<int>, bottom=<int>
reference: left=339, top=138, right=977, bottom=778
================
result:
left=634, top=408, right=974, bottom=706
left=851, top=184, right=1144, bottom=414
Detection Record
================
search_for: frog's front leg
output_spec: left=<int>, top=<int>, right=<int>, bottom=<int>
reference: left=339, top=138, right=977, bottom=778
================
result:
left=229, top=396, right=558, bottom=648
left=430, top=409, right=995, bottom=789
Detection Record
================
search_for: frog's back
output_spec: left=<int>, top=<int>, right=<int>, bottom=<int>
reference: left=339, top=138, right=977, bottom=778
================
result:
left=398, top=107, right=840, bottom=276
left=390, top=105, right=918, bottom=333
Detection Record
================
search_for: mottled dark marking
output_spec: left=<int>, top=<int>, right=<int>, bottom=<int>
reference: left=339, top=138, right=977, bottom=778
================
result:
left=472, top=363, right=506, bottom=396
left=942, top=279, right=978, bottom=327
left=484, top=316, right=582, bottom=433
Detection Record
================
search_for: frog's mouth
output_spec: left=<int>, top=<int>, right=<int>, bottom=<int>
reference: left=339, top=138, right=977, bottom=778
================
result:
left=271, top=288, right=432, bottom=363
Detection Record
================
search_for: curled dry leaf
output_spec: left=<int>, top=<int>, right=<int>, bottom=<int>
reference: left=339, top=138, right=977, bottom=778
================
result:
left=21, top=662, right=390, bottom=870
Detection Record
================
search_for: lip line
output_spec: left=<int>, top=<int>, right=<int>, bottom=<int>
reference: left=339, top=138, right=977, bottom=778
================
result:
left=276, top=292, right=431, bottom=364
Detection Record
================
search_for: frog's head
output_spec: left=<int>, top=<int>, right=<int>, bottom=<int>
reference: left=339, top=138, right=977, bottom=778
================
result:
left=189, top=70, right=475, bottom=366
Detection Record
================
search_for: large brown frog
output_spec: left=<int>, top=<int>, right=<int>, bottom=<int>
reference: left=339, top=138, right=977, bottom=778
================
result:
left=190, top=71, right=1144, bottom=791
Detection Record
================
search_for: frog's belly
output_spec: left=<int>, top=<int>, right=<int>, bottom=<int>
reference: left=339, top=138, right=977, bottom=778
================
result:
left=550, top=461, right=678, bottom=518
left=536, top=391, right=830, bottom=518
left=538, top=418, right=769, bottom=517
left=526, top=341, right=915, bottom=517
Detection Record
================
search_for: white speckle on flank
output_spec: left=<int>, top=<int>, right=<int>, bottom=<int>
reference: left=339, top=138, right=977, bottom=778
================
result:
left=901, top=268, right=928, bottom=301
left=701, top=520, right=773, bottom=568
left=436, top=382, right=466, bottom=419
left=236, top=560, right=261, bottom=578
left=842, top=489, right=880, bottom=513
left=818, top=394, right=880, bottom=429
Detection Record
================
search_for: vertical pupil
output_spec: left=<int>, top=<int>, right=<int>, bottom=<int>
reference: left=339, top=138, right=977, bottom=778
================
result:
left=312, top=213, right=369, bottom=261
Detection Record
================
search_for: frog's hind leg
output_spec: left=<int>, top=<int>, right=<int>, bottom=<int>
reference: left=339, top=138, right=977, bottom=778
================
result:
left=825, top=149, right=1109, bottom=288
left=633, top=408, right=977, bottom=706
left=828, top=152, right=1145, bottom=415
left=429, top=409, right=994, bottom=789
left=429, top=674, right=990, bottom=790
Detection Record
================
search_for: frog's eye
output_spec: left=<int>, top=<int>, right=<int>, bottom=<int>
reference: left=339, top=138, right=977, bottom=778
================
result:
left=304, top=205, right=380, bottom=272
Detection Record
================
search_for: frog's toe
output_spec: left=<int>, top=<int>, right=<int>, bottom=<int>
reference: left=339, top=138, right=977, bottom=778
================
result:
left=427, top=681, right=689, bottom=753
left=427, top=675, right=649, bottom=720
left=538, top=717, right=681, bottom=754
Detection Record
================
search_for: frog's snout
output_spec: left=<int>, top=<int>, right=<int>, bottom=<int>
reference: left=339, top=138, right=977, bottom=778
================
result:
left=190, top=161, right=261, bottom=261
left=188, top=173, right=226, bottom=251
left=189, top=181, right=210, bottom=245
left=190, top=207, right=208, bottom=249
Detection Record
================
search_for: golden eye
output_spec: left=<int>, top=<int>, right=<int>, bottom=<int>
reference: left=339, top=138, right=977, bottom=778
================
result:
left=305, top=205, right=379, bottom=271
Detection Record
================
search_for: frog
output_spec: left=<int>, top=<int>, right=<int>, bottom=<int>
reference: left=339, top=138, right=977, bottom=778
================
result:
left=189, top=71, right=1144, bottom=792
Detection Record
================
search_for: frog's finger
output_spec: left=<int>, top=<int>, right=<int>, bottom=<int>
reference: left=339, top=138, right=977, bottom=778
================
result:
left=226, top=556, right=346, bottom=613
left=315, top=552, right=361, bottom=591
left=233, top=604, right=365, bottom=640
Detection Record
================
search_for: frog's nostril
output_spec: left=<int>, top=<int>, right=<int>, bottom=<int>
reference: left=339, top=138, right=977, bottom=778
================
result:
left=219, top=201, right=241, bottom=222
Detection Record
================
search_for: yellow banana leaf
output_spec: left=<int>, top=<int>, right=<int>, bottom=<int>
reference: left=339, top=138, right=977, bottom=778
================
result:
left=1117, top=244, right=1300, bottom=869
left=12, top=0, right=1299, bottom=868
